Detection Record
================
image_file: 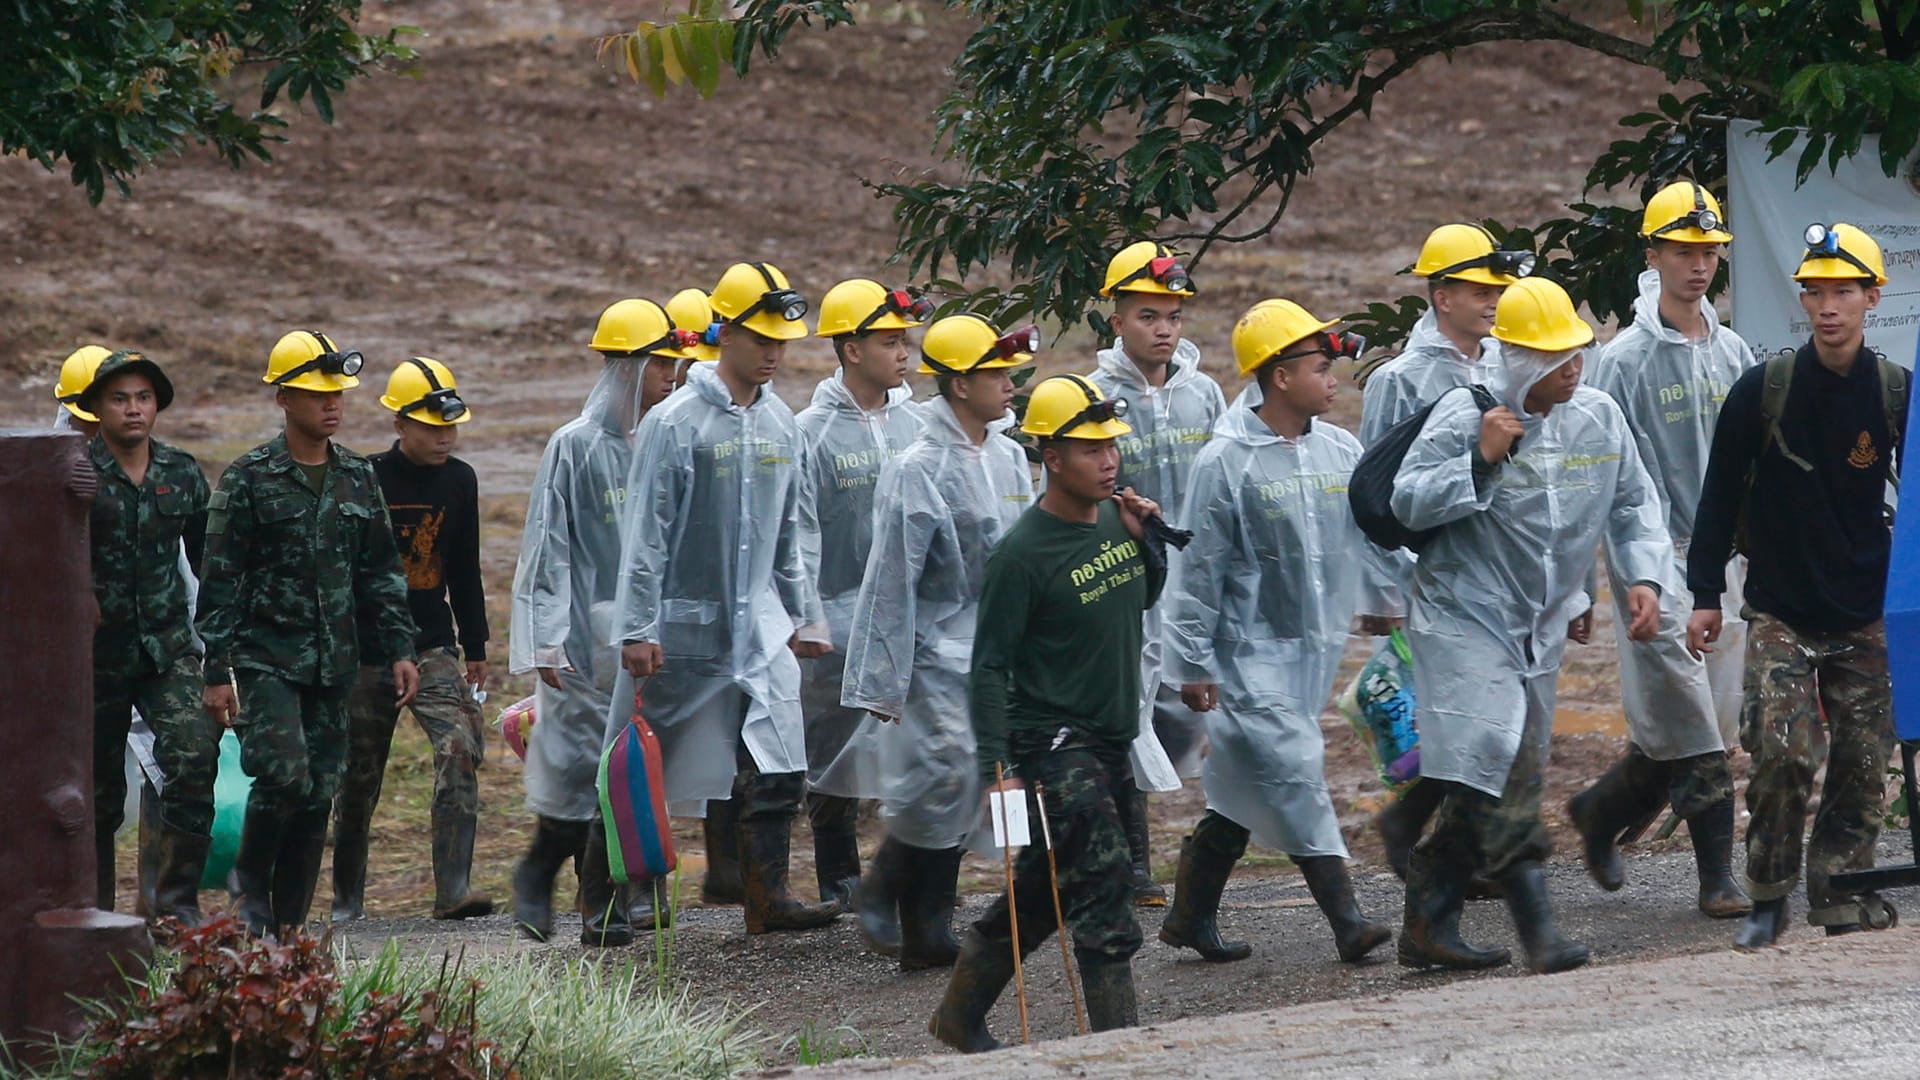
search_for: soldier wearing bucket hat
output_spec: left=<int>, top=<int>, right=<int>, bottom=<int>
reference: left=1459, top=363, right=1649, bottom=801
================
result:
left=1688, top=221, right=1906, bottom=949
left=196, top=329, right=421, bottom=938
left=930, top=375, right=1162, bottom=1050
left=82, top=349, right=218, bottom=923
left=333, top=357, right=494, bottom=924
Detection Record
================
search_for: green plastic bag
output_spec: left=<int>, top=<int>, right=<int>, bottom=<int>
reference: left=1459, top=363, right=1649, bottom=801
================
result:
left=202, top=731, right=252, bottom=890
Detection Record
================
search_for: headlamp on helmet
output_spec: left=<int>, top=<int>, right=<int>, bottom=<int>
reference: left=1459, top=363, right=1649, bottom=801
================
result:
left=395, top=357, right=469, bottom=423
left=992, top=325, right=1040, bottom=363
left=1432, top=248, right=1535, bottom=282
left=273, top=335, right=365, bottom=387
left=1651, top=185, right=1722, bottom=239
left=857, top=288, right=935, bottom=334
left=1801, top=222, right=1881, bottom=281
left=735, top=263, right=809, bottom=326
left=1114, top=254, right=1194, bottom=295
left=1055, top=392, right=1130, bottom=439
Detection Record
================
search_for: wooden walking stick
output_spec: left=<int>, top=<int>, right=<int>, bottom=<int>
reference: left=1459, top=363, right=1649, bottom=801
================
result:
left=1034, top=782, right=1088, bottom=1035
left=995, top=762, right=1030, bottom=1045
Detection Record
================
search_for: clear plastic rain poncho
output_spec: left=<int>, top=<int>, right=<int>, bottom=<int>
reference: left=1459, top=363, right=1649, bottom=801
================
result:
left=508, top=356, right=645, bottom=821
left=834, top=397, right=1032, bottom=849
left=1164, top=385, right=1398, bottom=856
left=1088, top=341, right=1227, bottom=788
left=1391, top=341, right=1672, bottom=796
left=1358, top=308, right=1498, bottom=619
left=793, top=371, right=922, bottom=792
left=603, top=359, right=824, bottom=814
left=1586, top=268, right=1760, bottom=751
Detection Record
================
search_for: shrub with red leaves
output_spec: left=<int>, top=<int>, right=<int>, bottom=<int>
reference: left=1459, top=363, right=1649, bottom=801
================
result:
left=82, top=915, right=513, bottom=1079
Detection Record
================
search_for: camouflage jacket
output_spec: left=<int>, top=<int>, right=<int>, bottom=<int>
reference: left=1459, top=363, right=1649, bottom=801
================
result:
left=196, top=434, right=417, bottom=687
left=88, top=436, right=210, bottom=672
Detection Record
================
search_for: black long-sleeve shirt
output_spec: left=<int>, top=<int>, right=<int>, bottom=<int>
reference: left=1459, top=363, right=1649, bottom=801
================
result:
left=1689, top=343, right=1907, bottom=633
left=357, top=446, right=490, bottom=662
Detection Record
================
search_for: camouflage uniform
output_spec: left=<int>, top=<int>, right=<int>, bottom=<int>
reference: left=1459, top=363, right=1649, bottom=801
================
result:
left=196, top=433, right=415, bottom=931
left=337, top=647, right=484, bottom=838
left=1740, top=612, right=1894, bottom=925
left=87, top=435, right=214, bottom=909
left=970, top=730, right=1143, bottom=967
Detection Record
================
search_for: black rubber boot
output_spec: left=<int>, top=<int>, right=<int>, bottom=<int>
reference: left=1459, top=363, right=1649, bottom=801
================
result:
left=1499, top=860, right=1589, bottom=974
left=329, top=806, right=370, bottom=923
left=1298, top=855, right=1392, bottom=963
left=1079, top=956, right=1138, bottom=1033
left=1685, top=797, right=1751, bottom=919
left=430, top=807, right=494, bottom=920
left=809, top=793, right=862, bottom=912
left=1734, top=895, right=1789, bottom=949
left=513, top=815, right=588, bottom=942
left=579, top=819, right=634, bottom=948
left=1158, top=833, right=1252, bottom=962
left=1123, top=788, right=1166, bottom=907
left=900, top=846, right=964, bottom=971
left=701, top=799, right=745, bottom=906
left=628, top=876, right=675, bottom=931
left=1376, top=780, right=1445, bottom=881
left=153, top=827, right=211, bottom=927
left=740, top=814, right=841, bottom=934
left=1398, top=849, right=1510, bottom=971
left=95, top=823, right=119, bottom=912
left=1566, top=755, right=1647, bottom=893
left=234, top=805, right=286, bottom=936
left=857, top=836, right=908, bottom=957
left=271, top=808, right=331, bottom=935
left=135, top=780, right=163, bottom=918
left=928, top=929, right=1016, bottom=1054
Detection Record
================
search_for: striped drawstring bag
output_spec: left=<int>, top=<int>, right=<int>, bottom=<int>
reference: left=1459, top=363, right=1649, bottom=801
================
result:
left=597, top=682, right=676, bottom=884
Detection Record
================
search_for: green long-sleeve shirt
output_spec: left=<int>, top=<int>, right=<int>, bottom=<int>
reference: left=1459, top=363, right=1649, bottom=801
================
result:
left=969, top=499, right=1164, bottom=780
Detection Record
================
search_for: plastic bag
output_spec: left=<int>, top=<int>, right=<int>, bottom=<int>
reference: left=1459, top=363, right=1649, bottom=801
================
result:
left=499, top=695, right=536, bottom=761
left=202, top=730, right=253, bottom=889
left=1337, top=628, right=1420, bottom=795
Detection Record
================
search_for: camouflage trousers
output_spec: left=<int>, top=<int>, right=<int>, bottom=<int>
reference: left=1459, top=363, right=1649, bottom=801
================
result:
left=971, top=730, right=1143, bottom=967
left=337, top=649, right=484, bottom=838
left=1417, top=692, right=1554, bottom=879
left=1740, top=613, right=1893, bottom=925
left=233, top=670, right=353, bottom=816
left=95, top=652, right=218, bottom=836
left=1613, top=742, right=1734, bottom=821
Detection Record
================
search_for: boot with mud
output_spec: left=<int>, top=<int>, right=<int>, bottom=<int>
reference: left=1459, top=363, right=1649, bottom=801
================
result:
left=1565, top=757, right=1645, bottom=892
left=270, top=807, right=331, bottom=935
left=808, top=793, right=862, bottom=912
left=1158, top=833, right=1252, bottom=962
left=329, top=806, right=370, bottom=922
left=1079, top=956, right=1139, bottom=1032
left=1685, top=797, right=1750, bottom=919
left=135, top=780, right=163, bottom=918
left=234, top=805, right=285, bottom=936
left=1375, top=780, right=1445, bottom=881
left=628, top=876, right=675, bottom=931
left=856, top=836, right=908, bottom=956
left=512, top=815, right=588, bottom=942
left=898, top=845, right=963, bottom=971
left=1397, top=849, right=1510, bottom=971
left=1298, top=855, right=1392, bottom=962
left=1734, top=895, right=1790, bottom=949
left=95, top=824, right=119, bottom=912
left=1122, top=788, right=1166, bottom=907
left=153, top=827, right=211, bottom=927
left=701, top=798, right=744, bottom=905
left=928, top=929, right=1017, bottom=1054
left=739, top=814, right=841, bottom=934
left=579, top=819, right=634, bottom=948
left=1499, top=860, right=1589, bottom=974
left=429, top=806, right=494, bottom=920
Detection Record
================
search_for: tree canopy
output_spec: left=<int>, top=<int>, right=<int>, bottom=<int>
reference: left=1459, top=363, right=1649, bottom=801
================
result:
left=1, top=0, right=418, bottom=203
left=618, top=0, right=1920, bottom=344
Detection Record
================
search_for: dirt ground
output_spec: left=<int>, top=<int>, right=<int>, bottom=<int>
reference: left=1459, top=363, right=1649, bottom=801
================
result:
left=8, top=0, right=1792, bottom=1050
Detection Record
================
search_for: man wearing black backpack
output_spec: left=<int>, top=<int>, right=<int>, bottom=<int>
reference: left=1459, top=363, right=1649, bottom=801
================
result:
left=1687, top=223, right=1906, bottom=949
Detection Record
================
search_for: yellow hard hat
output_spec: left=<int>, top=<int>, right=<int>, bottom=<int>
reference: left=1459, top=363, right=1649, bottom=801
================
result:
left=1230, top=299, right=1342, bottom=377
left=1020, top=374, right=1133, bottom=440
left=380, top=356, right=471, bottom=425
left=1640, top=181, right=1732, bottom=243
left=917, top=314, right=1035, bottom=376
left=1491, top=278, right=1595, bottom=352
left=710, top=262, right=810, bottom=341
left=662, top=288, right=720, bottom=361
left=1412, top=224, right=1533, bottom=286
left=1100, top=241, right=1196, bottom=297
left=589, top=298, right=691, bottom=357
left=54, top=345, right=113, bottom=421
left=815, top=279, right=932, bottom=338
left=265, top=330, right=363, bottom=391
left=1794, top=222, right=1888, bottom=286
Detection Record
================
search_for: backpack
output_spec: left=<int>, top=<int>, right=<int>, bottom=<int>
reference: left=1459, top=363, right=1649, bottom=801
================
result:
left=1350, top=383, right=1504, bottom=553
left=1735, top=350, right=1909, bottom=553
